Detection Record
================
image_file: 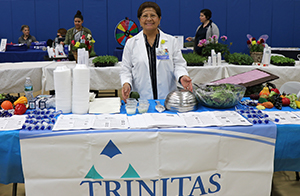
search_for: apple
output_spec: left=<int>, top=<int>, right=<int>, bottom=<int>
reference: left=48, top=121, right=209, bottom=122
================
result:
left=282, top=97, right=290, bottom=106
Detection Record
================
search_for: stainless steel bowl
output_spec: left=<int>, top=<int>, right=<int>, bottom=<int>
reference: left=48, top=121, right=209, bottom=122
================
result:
left=164, top=89, right=198, bottom=112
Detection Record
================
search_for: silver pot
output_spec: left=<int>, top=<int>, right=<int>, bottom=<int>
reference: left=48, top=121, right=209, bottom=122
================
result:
left=164, top=89, right=198, bottom=112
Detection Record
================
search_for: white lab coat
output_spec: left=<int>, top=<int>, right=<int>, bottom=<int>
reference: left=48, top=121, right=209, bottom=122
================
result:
left=120, top=30, right=189, bottom=99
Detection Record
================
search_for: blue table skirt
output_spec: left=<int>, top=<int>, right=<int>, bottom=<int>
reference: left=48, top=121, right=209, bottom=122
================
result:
left=0, top=100, right=299, bottom=184
left=274, top=124, right=300, bottom=172
left=0, top=131, right=23, bottom=184
left=0, top=49, right=48, bottom=63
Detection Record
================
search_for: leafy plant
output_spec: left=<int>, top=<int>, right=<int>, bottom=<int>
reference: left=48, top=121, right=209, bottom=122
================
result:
left=271, top=56, right=295, bottom=65
left=225, top=52, right=254, bottom=65
left=92, top=55, right=118, bottom=64
left=182, top=53, right=207, bottom=64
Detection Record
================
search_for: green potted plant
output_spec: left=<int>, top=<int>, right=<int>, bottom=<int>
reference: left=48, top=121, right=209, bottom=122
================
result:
left=246, top=34, right=268, bottom=63
left=182, top=52, right=207, bottom=66
left=201, top=35, right=231, bottom=58
left=225, top=53, right=254, bottom=65
left=92, top=55, right=119, bottom=67
left=271, top=56, right=295, bottom=66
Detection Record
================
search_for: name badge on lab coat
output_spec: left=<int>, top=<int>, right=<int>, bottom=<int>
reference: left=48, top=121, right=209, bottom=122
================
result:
left=156, top=48, right=169, bottom=60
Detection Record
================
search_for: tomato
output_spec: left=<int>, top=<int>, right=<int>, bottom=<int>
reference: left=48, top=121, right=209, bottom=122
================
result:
left=14, top=103, right=27, bottom=115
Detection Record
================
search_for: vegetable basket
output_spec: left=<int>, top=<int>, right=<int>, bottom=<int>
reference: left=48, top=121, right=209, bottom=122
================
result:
left=193, top=83, right=246, bottom=108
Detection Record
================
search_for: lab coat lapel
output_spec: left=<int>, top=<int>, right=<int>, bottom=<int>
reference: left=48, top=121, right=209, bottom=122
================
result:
left=136, top=31, right=150, bottom=71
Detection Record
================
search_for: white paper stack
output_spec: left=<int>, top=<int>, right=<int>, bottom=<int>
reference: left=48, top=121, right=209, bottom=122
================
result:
left=53, top=65, right=72, bottom=113
left=72, top=64, right=90, bottom=114
left=89, top=97, right=121, bottom=113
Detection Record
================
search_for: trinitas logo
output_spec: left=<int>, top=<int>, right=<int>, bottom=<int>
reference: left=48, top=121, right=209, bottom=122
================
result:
left=80, top=140, right=221, bottom=196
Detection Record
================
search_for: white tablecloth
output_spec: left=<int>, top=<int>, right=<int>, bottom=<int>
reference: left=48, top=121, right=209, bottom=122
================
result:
left=0, top=61, right=51, bottom=94
left=43, top=61, right=122, bottom=92
left=1, top=61, right=300, bottom=94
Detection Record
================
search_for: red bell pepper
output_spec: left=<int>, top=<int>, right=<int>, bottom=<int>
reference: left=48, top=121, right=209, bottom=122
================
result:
left=271, top=88, right=280, bottom=94
left=14, top=103, right=27, bottom=115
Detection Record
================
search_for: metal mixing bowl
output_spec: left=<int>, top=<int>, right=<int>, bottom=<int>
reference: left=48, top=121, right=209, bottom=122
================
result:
left=164, top=89, right=198, bottom=112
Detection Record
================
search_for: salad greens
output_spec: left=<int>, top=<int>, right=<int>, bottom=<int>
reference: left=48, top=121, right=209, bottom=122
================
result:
left=195, top=83, right=246, bottom=108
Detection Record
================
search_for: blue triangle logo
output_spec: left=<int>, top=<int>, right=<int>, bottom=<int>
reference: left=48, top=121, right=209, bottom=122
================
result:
left=121, top=164, right=140, bottom=178
left=100, top=140, right=122, bottom=158
left=85, top=165, right=103, bottom=179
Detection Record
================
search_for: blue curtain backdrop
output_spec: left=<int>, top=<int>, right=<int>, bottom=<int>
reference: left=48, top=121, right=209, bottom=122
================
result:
left=1, top=0, right=299, bottom=56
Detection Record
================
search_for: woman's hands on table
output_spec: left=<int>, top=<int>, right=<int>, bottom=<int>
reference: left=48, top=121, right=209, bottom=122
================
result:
left=180, top=75, right=193, bottom=91
left=122, top=83, right=131, bottom=102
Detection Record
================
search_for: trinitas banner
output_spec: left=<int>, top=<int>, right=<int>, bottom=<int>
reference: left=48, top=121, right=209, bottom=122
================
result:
left=20, top=127, right=276, bottom=196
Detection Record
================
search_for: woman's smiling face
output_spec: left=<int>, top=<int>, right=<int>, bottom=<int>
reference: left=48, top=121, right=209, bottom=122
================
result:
left=74, top=18, right=83, bottom=30
left=139, top=8, right=161, bottom=32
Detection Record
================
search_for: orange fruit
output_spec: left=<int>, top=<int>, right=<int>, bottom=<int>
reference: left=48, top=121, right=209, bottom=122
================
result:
left=1, top=100, right=14, bottom=110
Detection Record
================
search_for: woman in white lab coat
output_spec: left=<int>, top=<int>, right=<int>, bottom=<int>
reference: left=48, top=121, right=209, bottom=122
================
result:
left=120, top=1, right=193, bottom=101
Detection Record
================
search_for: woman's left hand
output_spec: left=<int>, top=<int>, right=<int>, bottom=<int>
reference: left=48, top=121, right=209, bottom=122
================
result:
left=180, top=75, right=193, bottom=91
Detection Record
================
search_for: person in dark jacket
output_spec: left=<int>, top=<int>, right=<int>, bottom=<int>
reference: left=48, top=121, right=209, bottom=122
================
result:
left=186, top=9, right=220, bottom=55
left=18, top=25, right=38, bottom=48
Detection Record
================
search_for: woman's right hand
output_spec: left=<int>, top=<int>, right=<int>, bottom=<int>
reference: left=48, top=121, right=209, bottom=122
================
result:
left=122, top=83, right=131, bottom=102
left=186, top=37, right=193, bottom=42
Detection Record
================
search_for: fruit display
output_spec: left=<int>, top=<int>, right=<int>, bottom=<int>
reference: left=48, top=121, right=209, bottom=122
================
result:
left=0, top=94, right=20, bottom=106
left=249, top=83, right=299, bottom=110
left=0, top=94, right=27, bottom=117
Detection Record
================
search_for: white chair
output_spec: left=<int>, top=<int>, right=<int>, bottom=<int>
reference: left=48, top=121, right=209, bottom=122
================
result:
left=279, top=81, right=300, bottom=96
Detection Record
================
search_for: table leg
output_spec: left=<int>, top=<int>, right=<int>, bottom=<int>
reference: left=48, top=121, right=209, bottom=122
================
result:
left=296, top=172, right=300, bottom=181
left=12, top=183, right=17, bottom=196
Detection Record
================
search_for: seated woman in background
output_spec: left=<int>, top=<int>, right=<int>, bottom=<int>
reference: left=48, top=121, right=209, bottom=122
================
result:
left=18, top=25, right=38, bottom=47
left=62, top=10, right=96, bottom=59
left=186, top=9, right=219, bottom=55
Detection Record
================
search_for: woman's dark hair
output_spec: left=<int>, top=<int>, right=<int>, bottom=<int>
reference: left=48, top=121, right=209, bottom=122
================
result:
left=20, top=25, right=29, bottom=31
left=200, top=9, right=212, bottom=20
left=74, top=10, right=83, bottom=20
left=137, top=1, right=161, bottom=19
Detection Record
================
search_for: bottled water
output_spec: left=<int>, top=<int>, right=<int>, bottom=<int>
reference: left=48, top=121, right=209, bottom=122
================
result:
left=24, top=77, right=34, bottom=101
